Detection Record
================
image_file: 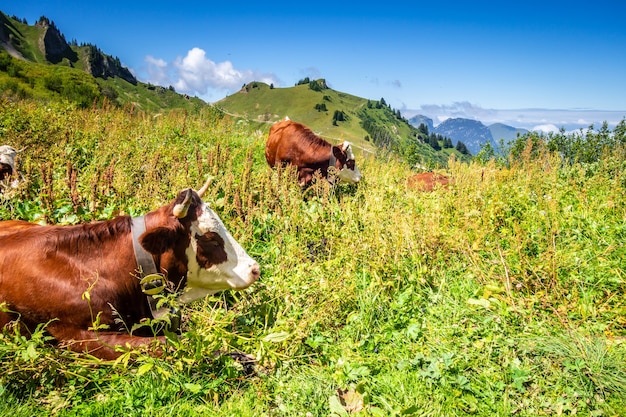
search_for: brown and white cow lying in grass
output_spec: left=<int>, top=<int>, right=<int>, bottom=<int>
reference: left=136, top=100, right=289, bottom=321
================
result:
left=0, top=177, right=260, bottom=359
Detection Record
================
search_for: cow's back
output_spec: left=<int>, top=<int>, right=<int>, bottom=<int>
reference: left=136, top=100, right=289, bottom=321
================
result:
left=265, top=119, right=329, bottom=168
left=0, top=219, right=143, bottom=335
left=0, top=220, right=40, bottom=238
left=265, top=119, right=293, bottom=167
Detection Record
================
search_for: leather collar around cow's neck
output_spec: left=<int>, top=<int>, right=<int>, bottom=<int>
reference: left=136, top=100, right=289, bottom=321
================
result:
left=327, top=147, right=339, bottom=185
left=131, top=216, right=158, bottom=276
left=329, top=147, right=337, bottom=171
left=131, top=216, right=180, bottom=331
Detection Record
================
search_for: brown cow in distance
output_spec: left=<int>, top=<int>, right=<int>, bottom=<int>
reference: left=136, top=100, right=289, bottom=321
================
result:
left=265, top=118, right=362, bottom=186
left=408, top=172, right=453, bottom=191
left=0, top=177, right=260, bottom=359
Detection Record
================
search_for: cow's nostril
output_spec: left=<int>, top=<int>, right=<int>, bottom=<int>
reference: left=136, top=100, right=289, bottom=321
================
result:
left=250, top=263, right=261, bottom=280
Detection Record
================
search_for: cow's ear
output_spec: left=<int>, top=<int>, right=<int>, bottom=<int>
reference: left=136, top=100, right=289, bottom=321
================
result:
left=332, top=146, right=346, bottom=162
left=140, top=227, right=177, bottom=254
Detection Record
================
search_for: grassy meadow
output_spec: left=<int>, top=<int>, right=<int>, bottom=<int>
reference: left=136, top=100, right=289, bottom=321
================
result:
left=0, top=98, right=625, bottom=416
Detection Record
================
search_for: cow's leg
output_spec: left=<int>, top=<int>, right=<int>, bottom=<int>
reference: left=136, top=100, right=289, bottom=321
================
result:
left=47, top=324, right=166, bottom=360
left=0, top=310, right=17, bottom=329
left=298, top=168, right=315, bottom=186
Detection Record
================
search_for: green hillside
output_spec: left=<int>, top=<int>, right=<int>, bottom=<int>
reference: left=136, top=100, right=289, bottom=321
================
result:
left=0, top=12, right=205, bottom=113
left=216, top=80, right=465, bottom=167
left=216, top=81, right=375, bottom=147
left=0, top=47, right=206, bottom=112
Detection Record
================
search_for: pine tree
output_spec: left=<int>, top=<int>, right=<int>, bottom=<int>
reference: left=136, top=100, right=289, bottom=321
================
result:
left=456, top=141, right=470, bottom=155
left=418, top=123, right=429, bottom=136
left=428, top=134, right=441, bottom=150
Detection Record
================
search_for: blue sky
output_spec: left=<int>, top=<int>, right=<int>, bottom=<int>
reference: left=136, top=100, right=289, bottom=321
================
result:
left=3, top=1, right=625, bottom=132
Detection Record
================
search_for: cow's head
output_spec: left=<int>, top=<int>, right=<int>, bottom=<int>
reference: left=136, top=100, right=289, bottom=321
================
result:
left=141, top=178, right=260, bottom=303
left=332, top=141, right=362, bottom=184
left=0, top=146, right=16, bottom=181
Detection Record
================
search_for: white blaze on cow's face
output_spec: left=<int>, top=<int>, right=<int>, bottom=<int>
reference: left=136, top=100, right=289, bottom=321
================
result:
left=178, top=202, right=260, bottom=303
left=337, top=142, right=362, bottom=184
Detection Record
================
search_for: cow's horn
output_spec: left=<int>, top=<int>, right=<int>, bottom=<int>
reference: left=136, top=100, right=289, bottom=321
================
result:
left=173, top=189, right=192, bottom=218
left=197, top=175, right=213, bottom=198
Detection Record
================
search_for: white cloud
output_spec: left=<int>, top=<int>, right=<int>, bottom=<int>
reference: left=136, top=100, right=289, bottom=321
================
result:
left=144, top=55, right=170, bottom=85
left=142, top=48, right=279, bottom=101
left=531, top=124, right=560, bottom=134
left=414, top=102, right=498, bottom=122
left=174, top=48, right=242, bottom=92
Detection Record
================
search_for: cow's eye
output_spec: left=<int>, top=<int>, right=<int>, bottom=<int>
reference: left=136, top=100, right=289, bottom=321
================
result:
left=196, top=233, right=220, bottom=246
left=194, top=232, right=228, bottom=267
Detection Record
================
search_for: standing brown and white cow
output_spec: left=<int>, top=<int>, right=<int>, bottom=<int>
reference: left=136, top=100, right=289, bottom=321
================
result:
left=0, top=177, right=260, bottom=359
left=265, top=118, right=362, bottom=186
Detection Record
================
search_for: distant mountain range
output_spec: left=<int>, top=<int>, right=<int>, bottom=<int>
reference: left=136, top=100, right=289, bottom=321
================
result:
left=408, top=115, right=529, bottom=154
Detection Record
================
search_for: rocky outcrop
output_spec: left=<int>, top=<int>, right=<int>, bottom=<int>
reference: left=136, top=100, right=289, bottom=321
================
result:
left=84, top=45, right=137, bottom=85
left=36, top=18, right=77, bottom=63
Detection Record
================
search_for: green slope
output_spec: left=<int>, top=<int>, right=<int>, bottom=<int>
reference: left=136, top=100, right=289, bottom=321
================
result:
left=0, top=12, right=206, bottom=113
left=216, top=81, right=463, bottom=166
left=215, top=82, right=376, bottom=150
left=0, top=48, right=205, bottom=112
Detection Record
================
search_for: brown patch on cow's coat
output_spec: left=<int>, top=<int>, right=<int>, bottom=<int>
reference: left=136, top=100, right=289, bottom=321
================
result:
left=195, top=232, right=228, bottom=268
left=0, top=146, right=17, bottom=182
left=0, top=163, right=12, bottom=181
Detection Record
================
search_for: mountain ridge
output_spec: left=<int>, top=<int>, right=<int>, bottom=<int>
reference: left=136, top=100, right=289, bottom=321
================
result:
left=0, top=13, right=136, bottom=84
left=0, top=11, right=206, bottom=112
left=408, top=114, right=529, bottom=154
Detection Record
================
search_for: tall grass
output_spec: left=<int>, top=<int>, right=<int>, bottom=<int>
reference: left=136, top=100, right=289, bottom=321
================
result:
left=0, top=98, right=624, bottom=416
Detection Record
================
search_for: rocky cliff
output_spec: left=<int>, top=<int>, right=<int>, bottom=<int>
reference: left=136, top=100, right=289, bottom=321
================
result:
left=36, top=18, right=77, bottom=63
